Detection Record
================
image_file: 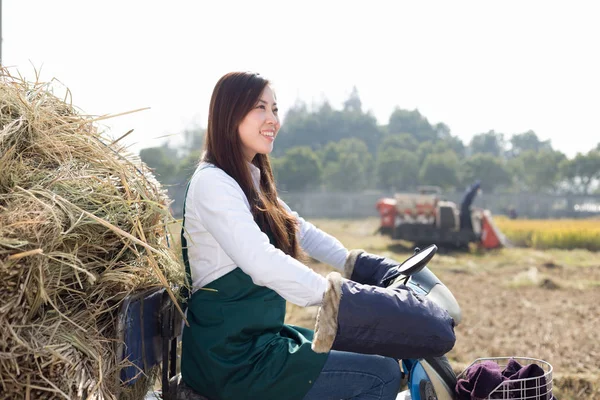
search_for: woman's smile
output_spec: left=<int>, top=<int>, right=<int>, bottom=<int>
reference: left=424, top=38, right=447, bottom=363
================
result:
left=260, top=129, right=276, bottom=141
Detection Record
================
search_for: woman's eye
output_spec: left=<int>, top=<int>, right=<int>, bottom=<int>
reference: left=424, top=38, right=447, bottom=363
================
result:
left=256, top=105, right=266, bottom=109
left=273, top=108, right=279, bottom=114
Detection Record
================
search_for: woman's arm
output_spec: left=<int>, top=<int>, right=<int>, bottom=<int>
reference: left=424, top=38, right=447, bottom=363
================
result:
left=189, top=168, right=327, bottom=307
left=279, top=199, right=349, bottom=271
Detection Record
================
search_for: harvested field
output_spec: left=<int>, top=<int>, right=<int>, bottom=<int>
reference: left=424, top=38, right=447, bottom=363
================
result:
left=285, top=218, right=600, bottom=400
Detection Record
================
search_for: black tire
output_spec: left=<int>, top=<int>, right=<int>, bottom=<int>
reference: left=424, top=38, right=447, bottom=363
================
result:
left=424, top=356, right=457, bottom=396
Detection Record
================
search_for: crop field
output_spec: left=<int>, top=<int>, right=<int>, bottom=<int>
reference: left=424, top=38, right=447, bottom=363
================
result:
left=495, top=216, right=600, bottom=251
left=284, top=218, right=600, bottom=399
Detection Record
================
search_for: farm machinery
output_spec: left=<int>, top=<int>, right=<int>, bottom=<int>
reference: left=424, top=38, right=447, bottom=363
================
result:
left=376, top=186, right=505, bottom=250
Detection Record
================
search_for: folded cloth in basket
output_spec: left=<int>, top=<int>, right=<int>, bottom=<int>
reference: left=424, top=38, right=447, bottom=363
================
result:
left=455, top=360, right=503, bottom=399
left=455, top=358, right=554, bottom=399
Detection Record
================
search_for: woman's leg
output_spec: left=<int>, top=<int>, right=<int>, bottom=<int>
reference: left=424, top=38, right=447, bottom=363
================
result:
left=303, top=350, right=401, bottom=400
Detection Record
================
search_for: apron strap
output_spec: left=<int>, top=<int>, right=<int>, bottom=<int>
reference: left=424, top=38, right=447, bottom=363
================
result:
left=179, top=180, right=193, bottom=305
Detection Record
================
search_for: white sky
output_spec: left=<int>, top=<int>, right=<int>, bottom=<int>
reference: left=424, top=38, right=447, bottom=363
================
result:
left=3, top=0, right=599, bottom=157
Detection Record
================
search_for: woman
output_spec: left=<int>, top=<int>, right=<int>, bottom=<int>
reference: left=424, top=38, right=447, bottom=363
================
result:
left=180, top=72, right=455, bottom=400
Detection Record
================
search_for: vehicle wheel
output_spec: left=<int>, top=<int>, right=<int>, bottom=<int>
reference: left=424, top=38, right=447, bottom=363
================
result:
left=424, top=355, right=457, bottom=393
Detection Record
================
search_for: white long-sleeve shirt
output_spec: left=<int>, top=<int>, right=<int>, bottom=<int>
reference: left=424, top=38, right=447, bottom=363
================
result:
left=183, top=162, right=349, bottom=307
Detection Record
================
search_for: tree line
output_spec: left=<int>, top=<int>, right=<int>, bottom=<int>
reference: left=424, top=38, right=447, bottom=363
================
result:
left=139, top=88, right=600, bottom=195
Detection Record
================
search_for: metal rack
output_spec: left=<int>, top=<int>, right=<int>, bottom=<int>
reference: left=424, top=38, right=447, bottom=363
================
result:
left=457, top=357, right=553, bottom=399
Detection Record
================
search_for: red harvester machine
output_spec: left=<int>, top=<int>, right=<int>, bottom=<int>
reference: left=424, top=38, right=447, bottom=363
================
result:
left=376, top=186, right=505, bottom=250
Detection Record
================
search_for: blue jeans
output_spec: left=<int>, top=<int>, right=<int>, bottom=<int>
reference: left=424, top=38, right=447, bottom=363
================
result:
left=303, top=350, right=402, bottom=400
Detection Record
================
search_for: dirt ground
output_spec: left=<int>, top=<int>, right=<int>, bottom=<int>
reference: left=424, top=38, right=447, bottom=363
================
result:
left=285, top=218, right=600, bottom=399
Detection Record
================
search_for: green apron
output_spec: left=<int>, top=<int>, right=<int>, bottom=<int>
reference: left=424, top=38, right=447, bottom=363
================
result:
left=180, top=178, right=328, bottom=400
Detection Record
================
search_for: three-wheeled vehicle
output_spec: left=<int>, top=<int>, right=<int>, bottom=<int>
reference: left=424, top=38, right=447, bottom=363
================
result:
left=117, top=245, right=552, bottom=400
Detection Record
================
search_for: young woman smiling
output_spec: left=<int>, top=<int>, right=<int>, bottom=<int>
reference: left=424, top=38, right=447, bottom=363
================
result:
left=179, top=72, right=456, bottom=400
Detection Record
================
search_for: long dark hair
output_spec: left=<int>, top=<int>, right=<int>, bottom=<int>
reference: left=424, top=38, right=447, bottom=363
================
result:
left=203, top=72, right=302, bottom=259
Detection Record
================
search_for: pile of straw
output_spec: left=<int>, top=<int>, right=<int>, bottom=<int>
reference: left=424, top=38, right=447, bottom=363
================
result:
left=0, top=69, right=184, bottom=399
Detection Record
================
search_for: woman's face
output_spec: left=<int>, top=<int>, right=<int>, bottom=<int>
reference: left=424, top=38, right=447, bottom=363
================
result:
left=238, top=85, right=280, bottom=162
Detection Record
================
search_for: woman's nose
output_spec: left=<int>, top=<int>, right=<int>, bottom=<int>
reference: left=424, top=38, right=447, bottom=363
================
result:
left=266, top=110, right=278, bottom=125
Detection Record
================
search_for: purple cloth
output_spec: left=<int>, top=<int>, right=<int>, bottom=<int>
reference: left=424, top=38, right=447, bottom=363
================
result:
left=455, top=359, right=554, bottom=399
left=456, top=361, right=504, bottom=399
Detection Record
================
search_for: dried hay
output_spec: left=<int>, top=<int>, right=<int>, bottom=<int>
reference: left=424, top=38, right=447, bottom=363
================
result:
left=0, top=68, right=185, bottom=399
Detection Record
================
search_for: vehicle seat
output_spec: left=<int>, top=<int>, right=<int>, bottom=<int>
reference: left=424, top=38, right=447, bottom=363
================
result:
left=116, top=287, right=208, bottom=400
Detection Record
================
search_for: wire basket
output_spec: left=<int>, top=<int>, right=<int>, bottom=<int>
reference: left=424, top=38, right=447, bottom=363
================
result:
left=457, top=357, right=553, bottom=399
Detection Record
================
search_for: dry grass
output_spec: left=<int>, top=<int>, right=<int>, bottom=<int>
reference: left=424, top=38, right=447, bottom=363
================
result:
left=0, top=69, right=184, bottom=399
left=285, top=218, right=600, bottom=399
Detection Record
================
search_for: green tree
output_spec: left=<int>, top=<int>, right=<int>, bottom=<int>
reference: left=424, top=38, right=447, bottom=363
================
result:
left=339, top=138, right=375, bottom=182
left=415, top=141, right=453, bottom=165
left=434, top=122, right=451, bottom=138
left=273, top=147, right=322, bottom=191
left=469, top=130, right=505, bottom=158
left=274, top=102, right=323, bottom=154
left=441, top=135, right=466, bottom=158
left=376, top=148, right=419, bottom=190
left=319, top=141, right=341, bottom=165
left=140, top=145, right=179, bottom=183
left=343, top=86, right=362, bottom=112
left=336, top=138, right=373, bottom=156
left=321, top=139, right=372, bottom=191
left=323, top=154, right=370, bottom=191
left=507, top=130, right=551, bottom=158
left=379, top=133, right=419, bottom=153
left=177, top=150, right=202, bottom=181
left=275, top=92, right=382, bottom=155
left=419, top=151, right=461, bottom=190
left=462, top=153, right=512, bottom=192
left=509, top=149, right=566, bottom=192
left=388, top=108, right=437, bottom=142
left=560, top=150, right=600, bottom=194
